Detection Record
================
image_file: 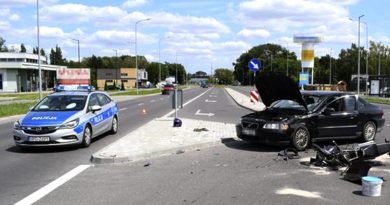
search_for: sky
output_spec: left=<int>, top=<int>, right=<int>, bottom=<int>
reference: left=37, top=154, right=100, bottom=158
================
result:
left=0, top=0, right=389, bottom=74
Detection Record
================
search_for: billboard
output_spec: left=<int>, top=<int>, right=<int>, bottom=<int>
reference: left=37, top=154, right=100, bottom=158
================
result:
left=56, top=68, right=90, bottom=85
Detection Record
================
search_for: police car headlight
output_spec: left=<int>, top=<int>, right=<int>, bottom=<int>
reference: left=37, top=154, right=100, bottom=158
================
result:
left=60, top=119, right=79, bottom=129
left=263, top=123, right=289, bottom=130
left=14, top=121, right=22, bottom=130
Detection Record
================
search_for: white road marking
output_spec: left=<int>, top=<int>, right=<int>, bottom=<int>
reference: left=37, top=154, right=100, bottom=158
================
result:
left=209, top=95, right=217, bottom=98
left=386, top=124, right=390, bottom=127
left=161, top=89, right=210, bottom=118
left=195, top=109, right=215, bottom=117
left=119, top=108, right=128, bottom=111
left=138, top=103, right=144, bottom=106
left=150, top=100, right=156, bottom=103
left=15, top=165, right=91, bottom=205
left=205, top=99, right=216, bottom=103
left=275, top=187, right=322, bottom=199
left=160, top=98, right=164, bottom=100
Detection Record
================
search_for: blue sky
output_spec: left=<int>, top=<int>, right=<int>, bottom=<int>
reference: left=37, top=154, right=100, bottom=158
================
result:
left=0, top=0, right=389, bottom=74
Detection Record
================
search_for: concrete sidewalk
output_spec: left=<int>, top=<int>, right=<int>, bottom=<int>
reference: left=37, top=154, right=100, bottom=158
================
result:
left=91, top=88, right=265, bottom=164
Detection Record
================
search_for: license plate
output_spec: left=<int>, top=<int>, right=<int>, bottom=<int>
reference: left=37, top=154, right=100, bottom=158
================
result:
left=242, top=129, right=256, bottom=135
left=28, top=136, right=50, bottom=142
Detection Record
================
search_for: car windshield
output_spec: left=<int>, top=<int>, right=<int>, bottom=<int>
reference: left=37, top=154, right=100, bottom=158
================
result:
left=33, top=95, right=88, bottom=111
left=270, top=94, right=325, bottom=112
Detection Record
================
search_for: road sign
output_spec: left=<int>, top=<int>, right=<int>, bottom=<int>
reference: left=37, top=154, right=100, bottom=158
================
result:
left=248, top=58, right=261, bottom=72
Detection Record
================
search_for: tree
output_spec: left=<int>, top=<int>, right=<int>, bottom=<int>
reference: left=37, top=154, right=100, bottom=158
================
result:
left=214, top=68, right=234, bottom=85
left=0, top=36, right=7, bottom=52
left=49, top=45, right=65, bottom=65
left=20, top=43, right=26, bottom=53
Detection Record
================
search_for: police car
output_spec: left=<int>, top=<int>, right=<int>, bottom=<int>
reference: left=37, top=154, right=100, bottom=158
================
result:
left=13, top=85, right=119, bottom=148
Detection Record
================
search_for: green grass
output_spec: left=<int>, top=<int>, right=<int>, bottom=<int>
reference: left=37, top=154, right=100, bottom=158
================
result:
left=0, top=92, right=50, bottom=101
left=0, top=102, right=36, bottom=118
left=111, top=88, right=161, bottom=96
left=363, top=96, right=390, bottom=105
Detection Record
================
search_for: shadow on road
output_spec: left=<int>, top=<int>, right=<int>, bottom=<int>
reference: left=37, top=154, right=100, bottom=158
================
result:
left=221, top=138, right=285, bottom=153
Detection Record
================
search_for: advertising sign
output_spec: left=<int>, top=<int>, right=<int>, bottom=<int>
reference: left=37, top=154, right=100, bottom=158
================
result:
left=299, top=73, right=309, bottom=87
left=57, top=68, right=90, bottom=79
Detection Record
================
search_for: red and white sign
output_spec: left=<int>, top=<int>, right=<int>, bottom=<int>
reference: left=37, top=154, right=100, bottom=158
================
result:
left=250, top=90, right=259, bottom=103
left=57, top=68, right=90, bottom=85
left=57, top=68, right=90, bottom=80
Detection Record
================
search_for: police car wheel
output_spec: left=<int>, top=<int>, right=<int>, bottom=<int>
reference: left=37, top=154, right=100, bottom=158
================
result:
left=110, top=116, right=118, bottom=134
left=81, top=125, right=92, bottom=147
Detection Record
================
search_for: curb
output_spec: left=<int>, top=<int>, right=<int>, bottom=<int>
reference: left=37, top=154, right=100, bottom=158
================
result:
left=224, top=88, right=259, bottom=112
left=91, top=137, right=235, bottom=164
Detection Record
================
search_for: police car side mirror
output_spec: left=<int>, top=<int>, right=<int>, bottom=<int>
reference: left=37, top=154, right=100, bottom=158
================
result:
left=91, top=105, right=102, bottom=112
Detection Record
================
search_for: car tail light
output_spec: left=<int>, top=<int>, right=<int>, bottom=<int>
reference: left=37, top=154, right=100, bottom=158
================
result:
left=380, top=109, right=384, bottom=119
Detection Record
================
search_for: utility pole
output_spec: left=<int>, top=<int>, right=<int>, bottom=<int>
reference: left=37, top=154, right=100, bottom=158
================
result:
left=37, top=0, right=42, bottom=99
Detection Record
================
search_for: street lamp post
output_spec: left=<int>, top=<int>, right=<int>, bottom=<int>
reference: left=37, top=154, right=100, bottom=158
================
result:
left=135, top=18, right=151, bottom=94
left=72, top=38, right=80, bottom=66
left=158, top=36, right=170, bottom=83
left=329, top=48, right=332, bottom=84
left=357, top=14, right=364, bottom=95
left=113, top=49, right=118, bottom=87
left=37, top=0, right=42, bottom=99
left=265, top=50, right=273, bottom=71
left=361, top=21, right=369, bottom=94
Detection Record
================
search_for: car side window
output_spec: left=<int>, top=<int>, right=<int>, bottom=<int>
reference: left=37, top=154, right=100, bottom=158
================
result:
left=97, top=93, right=109, bottom=106
left=344, top=96, right=356, bottom=111
left=88, top=94, right=99, bottom=112
left=357, top=97, right=366, bottom=110
left=327, top=97, right=342, bottom=112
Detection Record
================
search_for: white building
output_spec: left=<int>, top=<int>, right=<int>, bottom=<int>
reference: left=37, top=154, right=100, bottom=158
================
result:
left=0, top=52, right=66, bottom=92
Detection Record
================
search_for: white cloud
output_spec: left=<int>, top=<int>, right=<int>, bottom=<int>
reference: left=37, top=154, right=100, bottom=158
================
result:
left=39, top=26, right=65, bottom=38
left=122, top=0, right=147, bottom=8
left=0, top=21, right=10, bottom=31
left=9, top=14, right=20, bottom=21
left=0, top=0, right=58, bottom=7
left=238, top=28, right=271, bottom=38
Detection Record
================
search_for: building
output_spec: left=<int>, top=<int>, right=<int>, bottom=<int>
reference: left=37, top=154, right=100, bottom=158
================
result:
left=0, top=52, right=65, bottom=92
left=96, top=68, right=148, bottom=89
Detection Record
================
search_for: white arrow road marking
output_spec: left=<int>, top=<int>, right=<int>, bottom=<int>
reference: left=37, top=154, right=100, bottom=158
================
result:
left=138, top=103, right=144, bottom=106
left=195, top=109, right=214, bottom=117
left=250, top=61, right=259, bottom=69
left=119, top=108, right=128, bottom=111
left=209, top=95, right=217, bottom=98
left=205, top=99, right=216, bottom=103
left=15, top=165, right=91, bottom=205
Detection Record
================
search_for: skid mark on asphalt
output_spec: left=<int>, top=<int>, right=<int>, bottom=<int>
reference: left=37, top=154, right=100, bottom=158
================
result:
left=275, top=187, right=323, bottom=199
left=15, top=165, right=91, bottom=205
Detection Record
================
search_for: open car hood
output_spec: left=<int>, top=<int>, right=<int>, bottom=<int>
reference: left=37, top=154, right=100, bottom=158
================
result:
left=254, top=72, right=307, bottom=110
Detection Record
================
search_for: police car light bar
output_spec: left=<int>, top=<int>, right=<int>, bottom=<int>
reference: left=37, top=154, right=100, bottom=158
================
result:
left=54, top=84, right=95, bottom=92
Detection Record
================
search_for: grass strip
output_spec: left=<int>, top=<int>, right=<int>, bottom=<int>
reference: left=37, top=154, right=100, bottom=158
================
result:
left=0, top=102, right=36, bottom=118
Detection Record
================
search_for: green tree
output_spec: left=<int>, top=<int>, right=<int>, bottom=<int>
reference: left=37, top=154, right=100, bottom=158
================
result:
left=20, top=43, right=26, bottom=53
left=0, top=36, right=8, bottom=52
left=214, top=68, right=234, bottom=85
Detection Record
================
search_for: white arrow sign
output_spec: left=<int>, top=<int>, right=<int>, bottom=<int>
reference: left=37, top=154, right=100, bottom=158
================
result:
left=195, top=109, right=214, bottom=117
left=250, top=61, right=259, bottom=69
left=205, top=99, right=216, bottom=103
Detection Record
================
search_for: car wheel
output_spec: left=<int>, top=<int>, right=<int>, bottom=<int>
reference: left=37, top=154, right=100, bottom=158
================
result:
left=291, top=127, right=310, bottom=151
left=110, top=116, right=118, bottom=134
left=362, top=121, right=376, bottom=141
left=81, top=125, right=92, bottom=147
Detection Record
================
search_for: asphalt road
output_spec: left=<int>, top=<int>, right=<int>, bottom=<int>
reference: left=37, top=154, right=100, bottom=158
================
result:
left=0, top=87, right=215, bottom=204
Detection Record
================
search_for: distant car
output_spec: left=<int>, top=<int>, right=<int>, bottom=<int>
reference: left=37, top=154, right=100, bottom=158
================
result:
left=200, top=83, right=208, bottom=88
left=13, top=85, right=119, bottom=148
left=161, top=84, right=175, bottom=95
left=236, top=72, right=385, bottom=151
left=379, top=87, right=390, bottom=97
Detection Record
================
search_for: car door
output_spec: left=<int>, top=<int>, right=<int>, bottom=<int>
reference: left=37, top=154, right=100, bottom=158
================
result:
left=317, top=95, right=358, bottom=138
left=97, top=93, right=113, bottom=132
left=87, top=93, right=105, bottom=136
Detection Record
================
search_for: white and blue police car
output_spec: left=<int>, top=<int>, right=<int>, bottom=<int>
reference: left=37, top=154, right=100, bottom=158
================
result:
left=13, top=85, right=119, bottom=148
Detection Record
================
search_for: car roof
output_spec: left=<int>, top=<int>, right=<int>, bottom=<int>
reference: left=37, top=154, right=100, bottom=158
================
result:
left=301, top=90, right=348, bottom=96
left=49, top=91, right=108, bottom=97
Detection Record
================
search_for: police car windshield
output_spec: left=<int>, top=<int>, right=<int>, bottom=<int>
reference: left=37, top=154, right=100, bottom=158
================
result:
left=33, top=95, right=87, bottom=111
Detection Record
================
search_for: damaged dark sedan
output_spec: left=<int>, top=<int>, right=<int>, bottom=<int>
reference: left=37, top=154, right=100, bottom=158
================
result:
left=236, top=72, right=385, bottom=151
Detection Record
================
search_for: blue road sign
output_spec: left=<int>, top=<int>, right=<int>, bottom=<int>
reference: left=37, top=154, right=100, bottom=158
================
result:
left=248, top=58, right=261, bottom=72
